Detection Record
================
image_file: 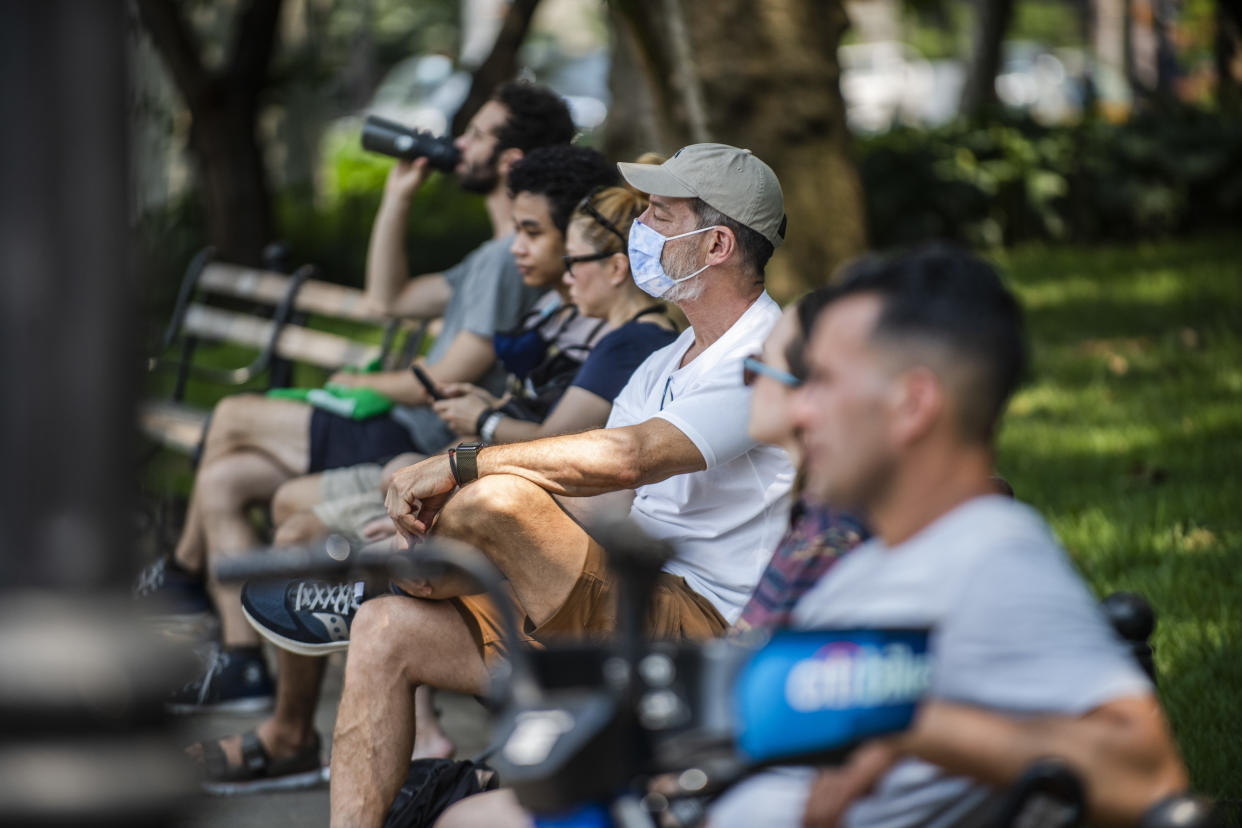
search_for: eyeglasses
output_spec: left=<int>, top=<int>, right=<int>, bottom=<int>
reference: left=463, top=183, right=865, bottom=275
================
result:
left=562, top=250, right=615, bottom=274
left=574, top=187, right=627, bottom=244
left=742, top=355, right=800, bottom=388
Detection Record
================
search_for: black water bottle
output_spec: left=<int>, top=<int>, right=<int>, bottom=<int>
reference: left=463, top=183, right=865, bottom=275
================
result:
left=360, top=115, right=460, bottom=171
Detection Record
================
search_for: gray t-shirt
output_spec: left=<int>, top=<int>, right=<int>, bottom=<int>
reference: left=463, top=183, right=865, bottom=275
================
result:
left=709, top=495, right=1152, bottom=828
left=391, top=235, right=542, bottom=444
left=425, top=234, right=544, bottom=392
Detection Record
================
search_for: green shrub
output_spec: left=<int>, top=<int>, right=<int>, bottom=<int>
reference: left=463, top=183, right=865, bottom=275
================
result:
left=276, top=123, right=491, bottom=286
left=858, top=108, right=1242, bottom=248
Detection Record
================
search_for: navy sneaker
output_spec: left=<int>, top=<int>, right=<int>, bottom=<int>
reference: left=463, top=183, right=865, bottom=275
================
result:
left=166, top=643, right=274, bottom=715
left=133, top=555, right=212, bottom=616
left=241, top=578, right=367, bottom=657
left=134, top=556, right=218, bottom=641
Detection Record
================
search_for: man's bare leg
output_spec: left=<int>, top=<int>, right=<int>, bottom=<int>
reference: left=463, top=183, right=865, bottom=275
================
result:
left=414, top=474, right=592, bottom=625
left=271, top=472, right=329, bottom=527
left=412, top=686, right=454, bottom=760
left=165, top=395, right=311, bottom=578
left=199, top=450, right=301, bottom=648
left=170, top=484, right=208, bottom=573
left=198, top=394, right=312, bottom=471
left=330, top=595, right=488, bottom=828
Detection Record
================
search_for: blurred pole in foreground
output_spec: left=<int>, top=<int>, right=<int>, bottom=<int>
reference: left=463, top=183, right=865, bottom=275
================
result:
left=0, top=1, right=192, bottom=824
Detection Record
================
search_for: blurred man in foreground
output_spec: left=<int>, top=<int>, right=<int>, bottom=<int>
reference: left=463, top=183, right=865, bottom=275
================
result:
left=710, top=246, right=1187, bottom=827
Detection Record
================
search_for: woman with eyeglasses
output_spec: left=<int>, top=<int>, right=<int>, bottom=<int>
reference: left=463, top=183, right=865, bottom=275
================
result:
left=431, top=152, right=678, bottom=444
left=732, top=286, right=870, bottom=634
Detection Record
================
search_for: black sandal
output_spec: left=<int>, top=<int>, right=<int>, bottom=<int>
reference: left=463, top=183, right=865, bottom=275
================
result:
left=193, top=730, right=327, bottom=796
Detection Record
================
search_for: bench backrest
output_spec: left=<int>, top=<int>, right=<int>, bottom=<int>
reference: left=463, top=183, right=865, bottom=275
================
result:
left=154, top=250, right=427, bottom=399
left=140, top=250, right=430, bottom=457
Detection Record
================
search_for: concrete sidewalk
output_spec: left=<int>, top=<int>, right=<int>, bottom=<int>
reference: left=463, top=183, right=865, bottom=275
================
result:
left=178, top=653, right=492, bottom=827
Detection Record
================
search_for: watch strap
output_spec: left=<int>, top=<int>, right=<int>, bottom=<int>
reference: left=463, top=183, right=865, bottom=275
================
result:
left=454, top=442, right=482, bottom=484
left=447, top=448, right=461, bottom=486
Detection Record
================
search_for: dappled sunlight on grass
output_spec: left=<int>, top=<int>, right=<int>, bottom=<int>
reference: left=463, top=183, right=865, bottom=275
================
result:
left=1016, top=268, right=1194, bottom=310
left=991, top=234, right=1242, bottom=799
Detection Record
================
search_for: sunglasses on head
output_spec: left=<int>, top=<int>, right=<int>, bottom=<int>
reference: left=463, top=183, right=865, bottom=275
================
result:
left=742, top=354, right=800, bottom=388
left=574, top=187, right=627, bottom=244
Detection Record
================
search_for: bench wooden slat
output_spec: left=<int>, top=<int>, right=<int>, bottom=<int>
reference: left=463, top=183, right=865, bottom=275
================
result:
left=139, top=401, right=209, bottom=454
left=183, top=304, right=382, bottom=369
left=199, top=263, right=385, bottom=324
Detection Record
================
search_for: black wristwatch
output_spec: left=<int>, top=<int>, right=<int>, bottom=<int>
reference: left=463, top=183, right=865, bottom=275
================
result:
left=449, top=441, right=483, bottom=486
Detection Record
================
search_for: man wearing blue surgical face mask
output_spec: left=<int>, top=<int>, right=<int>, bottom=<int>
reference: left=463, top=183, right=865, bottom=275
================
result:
left=328, top=144, right=795, bottom=826
left=627, top=214, right=718, bottom=301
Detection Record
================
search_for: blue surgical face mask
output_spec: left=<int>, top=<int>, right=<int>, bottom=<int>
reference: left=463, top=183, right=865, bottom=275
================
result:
left=627, top=219, right=717, bottom=299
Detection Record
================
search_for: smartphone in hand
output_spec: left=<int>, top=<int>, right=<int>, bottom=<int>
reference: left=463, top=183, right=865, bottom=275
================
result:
left=409, top=364, right=445, bottom=401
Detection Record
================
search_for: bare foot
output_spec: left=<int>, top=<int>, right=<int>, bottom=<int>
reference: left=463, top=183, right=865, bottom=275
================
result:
left=411, top=730, right=456, bottom=761
left=411, top=685, right=454, bottom=760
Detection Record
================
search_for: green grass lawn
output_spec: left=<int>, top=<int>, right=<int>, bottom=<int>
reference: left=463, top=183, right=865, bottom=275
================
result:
left=992, top=235, right=1242, bottom=805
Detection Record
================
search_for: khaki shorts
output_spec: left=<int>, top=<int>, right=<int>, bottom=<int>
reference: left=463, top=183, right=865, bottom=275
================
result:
left=450, top=537, right=728, bottom=665
left=311, top=464, right=387, bottom=543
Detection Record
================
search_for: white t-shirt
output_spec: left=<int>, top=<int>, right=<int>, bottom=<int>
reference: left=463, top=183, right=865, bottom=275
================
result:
left=604, top=292, right=794, bottom=623
left=710, top=495, right=1152, bottom=828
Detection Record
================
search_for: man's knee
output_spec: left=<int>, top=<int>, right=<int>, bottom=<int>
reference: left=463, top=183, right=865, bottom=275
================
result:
left=209, top=394, right=260, bottom=434
left=206, top=393, right=280, bottom=451
left=272, top=477, right=316, bottom=526
left=273, top=510, right=326, bottom=547
left=349, top=596, right=469, bottom=687
left=196, top=456, right=249, bottom=515
left=349, top=595, right=426, bottom=667
left=437, top=474, right=543, bottom=539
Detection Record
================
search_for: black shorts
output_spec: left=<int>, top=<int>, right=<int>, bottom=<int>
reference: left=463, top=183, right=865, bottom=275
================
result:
left=307, top=409, right=416, bottom=473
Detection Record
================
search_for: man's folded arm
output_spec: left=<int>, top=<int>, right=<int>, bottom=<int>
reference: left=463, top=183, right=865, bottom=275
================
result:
left=478, top=418, right=707, bottom=497
left=902, top=695, right=1187, bottom=826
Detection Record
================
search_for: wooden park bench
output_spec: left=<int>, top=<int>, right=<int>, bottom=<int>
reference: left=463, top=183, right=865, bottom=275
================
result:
left=141, top=247, right=432, bottom=458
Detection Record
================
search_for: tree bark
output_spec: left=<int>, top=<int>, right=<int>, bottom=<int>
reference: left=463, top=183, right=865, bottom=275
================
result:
left=135, top=0, right=282, bottom=265
left=451, top=0, right=543, bottom=136
left=1216, top=0, right=1242, bottom=111
left=960, top=0, right=1017, bottom=119
left=610, top=0, right=868, bottom=299
left=603, top=3, right=673, bottom=161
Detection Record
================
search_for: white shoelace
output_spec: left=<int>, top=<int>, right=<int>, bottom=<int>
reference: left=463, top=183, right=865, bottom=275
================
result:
left=293, top=581, right=361, bottom=616
left=133, top=558, right=166, bottom=597
left=177, top=643, right=228, bottom=706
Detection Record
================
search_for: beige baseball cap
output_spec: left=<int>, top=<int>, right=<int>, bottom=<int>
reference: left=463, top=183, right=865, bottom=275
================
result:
left=617, top=143, right=786, bottom=249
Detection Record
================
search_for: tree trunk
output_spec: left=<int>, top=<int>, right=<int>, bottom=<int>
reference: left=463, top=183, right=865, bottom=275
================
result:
left=603, top=3, right=675, bottom=161
left=1126, top=0, right=1179, bottom=107
left=1089, top=0, right=1130, bottom=116
left=452, top=0, right=543, bottom=136
left=188, top=96, right=274, bottom=267
left=135, top=0, right=282, bottom=265
left=1216, top=0, right=1242, bottom=111
left=960, top=0, right=1017, bottom=119
left=610, top=0, right=868, bottom=299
